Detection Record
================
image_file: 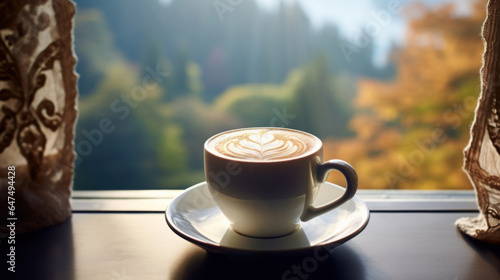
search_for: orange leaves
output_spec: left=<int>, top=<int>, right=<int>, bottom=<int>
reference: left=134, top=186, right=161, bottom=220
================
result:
left=349, top=116, right=384, bottom=141
left=338, top=1, right=486, bottom=189
left=355, top=79, right=400, bottom=122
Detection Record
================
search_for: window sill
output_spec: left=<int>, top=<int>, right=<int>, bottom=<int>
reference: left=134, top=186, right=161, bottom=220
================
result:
left=9, top=190, right=497, bottom=280
left=71, top=189, right=478, bottom=213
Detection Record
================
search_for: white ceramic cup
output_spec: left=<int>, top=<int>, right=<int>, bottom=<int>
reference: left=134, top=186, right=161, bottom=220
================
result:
left=204, top=127, right=358, bottom=238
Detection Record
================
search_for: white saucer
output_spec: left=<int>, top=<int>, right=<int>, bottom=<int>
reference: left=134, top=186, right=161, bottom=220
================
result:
left=165, top=182, right=370, bottom=254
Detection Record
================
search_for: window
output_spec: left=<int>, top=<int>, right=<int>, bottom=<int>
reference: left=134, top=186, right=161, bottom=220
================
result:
left=72, top=0, right=483, bottom=191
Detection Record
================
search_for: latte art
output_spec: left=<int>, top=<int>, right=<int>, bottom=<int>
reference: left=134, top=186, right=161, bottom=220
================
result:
left=224, top=132, right=306, bottom=160
left=207, top=128, right=319, bottom=161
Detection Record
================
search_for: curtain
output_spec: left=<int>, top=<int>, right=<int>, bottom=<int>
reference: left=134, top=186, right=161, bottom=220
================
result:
left=457, top=0, right=500, bottom=244
left=0, top=0, right=78, bottom=233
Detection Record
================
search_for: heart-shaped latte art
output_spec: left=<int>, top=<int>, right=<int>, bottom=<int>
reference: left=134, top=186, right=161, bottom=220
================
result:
left=223, top=131, right=307, bottom=160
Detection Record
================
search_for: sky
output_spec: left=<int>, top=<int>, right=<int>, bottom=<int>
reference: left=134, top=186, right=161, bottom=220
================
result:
left=159, top=0, right=475, bottom=66
left=254, top=0, right=471, bottom=30
left=254, top=0, right=473, bottom=66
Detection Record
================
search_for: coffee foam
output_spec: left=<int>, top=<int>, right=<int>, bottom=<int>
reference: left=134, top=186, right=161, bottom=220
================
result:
left=206, top=128, right=320, bottom=161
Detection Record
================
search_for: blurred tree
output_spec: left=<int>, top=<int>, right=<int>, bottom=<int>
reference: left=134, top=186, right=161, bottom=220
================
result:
left=74, top=10, right=117, bottom=97
left=169, top=97, right=242, bottom=170
left=290, top=54, right=353, bottom=138
left=172, top=42, right=190, bottom=98
left=203, top=46, right=230, bottom=101
left=74, top=0, right=380, bottom=102
left=186, top=62, right=204, bottom=98
left=75, top=60, right=166, bottom=190
left=324, top=0, right=486, bottom=190
left=140, top=37, right=174, bottom=101
left=214, top=84, right=293, bottom=128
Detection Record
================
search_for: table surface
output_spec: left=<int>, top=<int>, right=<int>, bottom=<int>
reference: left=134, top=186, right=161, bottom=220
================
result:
left=2, top=190, right=500, bottom=280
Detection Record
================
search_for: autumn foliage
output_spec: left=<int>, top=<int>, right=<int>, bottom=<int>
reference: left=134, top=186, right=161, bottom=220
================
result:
left=73, top=1, right=488, bottom=190
left=324, top=0, right=486, bottom=189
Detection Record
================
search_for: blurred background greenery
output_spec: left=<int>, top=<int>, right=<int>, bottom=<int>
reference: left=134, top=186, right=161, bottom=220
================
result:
left=73, top=0, right=484, bottom=190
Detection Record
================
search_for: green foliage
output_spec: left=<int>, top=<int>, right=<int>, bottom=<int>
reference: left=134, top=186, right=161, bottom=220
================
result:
left=187, top=63, right=204, bottom=98
left=72, top=0, right=481, bottom=191
left=169, top=97, right=242, bottom=170
left=158, top=125, right=189, bottom=175
left=74, top=10, right=118, bottom=96
left=172, top=43, right=191, bottom=98
left=289, top=55, right=354, bottom=138
left=140, top=37, right=174, bottom=100
left=214, top=83, right=293, bottom=127
left=73, top=0, right=382, bottom=94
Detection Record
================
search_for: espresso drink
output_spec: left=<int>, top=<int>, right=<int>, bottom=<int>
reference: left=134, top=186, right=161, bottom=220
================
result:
left=206, top=128, right=321, bottom=161
left=204, top=127, right=358, bottom=237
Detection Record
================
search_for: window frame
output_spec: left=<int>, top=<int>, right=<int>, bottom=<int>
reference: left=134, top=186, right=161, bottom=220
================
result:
left=71, top=189, right=478, bottom=212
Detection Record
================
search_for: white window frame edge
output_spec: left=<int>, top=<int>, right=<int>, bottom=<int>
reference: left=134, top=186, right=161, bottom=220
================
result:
left=71, top=189, right=478, bottom=212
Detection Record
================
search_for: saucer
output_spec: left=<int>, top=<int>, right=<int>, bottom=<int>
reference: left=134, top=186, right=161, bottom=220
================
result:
left=165, top=182, right=370, bottom=254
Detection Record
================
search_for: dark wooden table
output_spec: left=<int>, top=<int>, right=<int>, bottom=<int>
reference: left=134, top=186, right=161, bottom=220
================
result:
left=1, top=190, right=499, bottom=280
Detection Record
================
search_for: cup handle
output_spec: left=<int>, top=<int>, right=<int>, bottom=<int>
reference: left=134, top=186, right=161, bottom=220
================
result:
left=300, top=160, right=358, bottom=222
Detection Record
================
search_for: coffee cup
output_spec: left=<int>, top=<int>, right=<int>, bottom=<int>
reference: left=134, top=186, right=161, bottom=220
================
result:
left=204, top=127, right=358, bottom=238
